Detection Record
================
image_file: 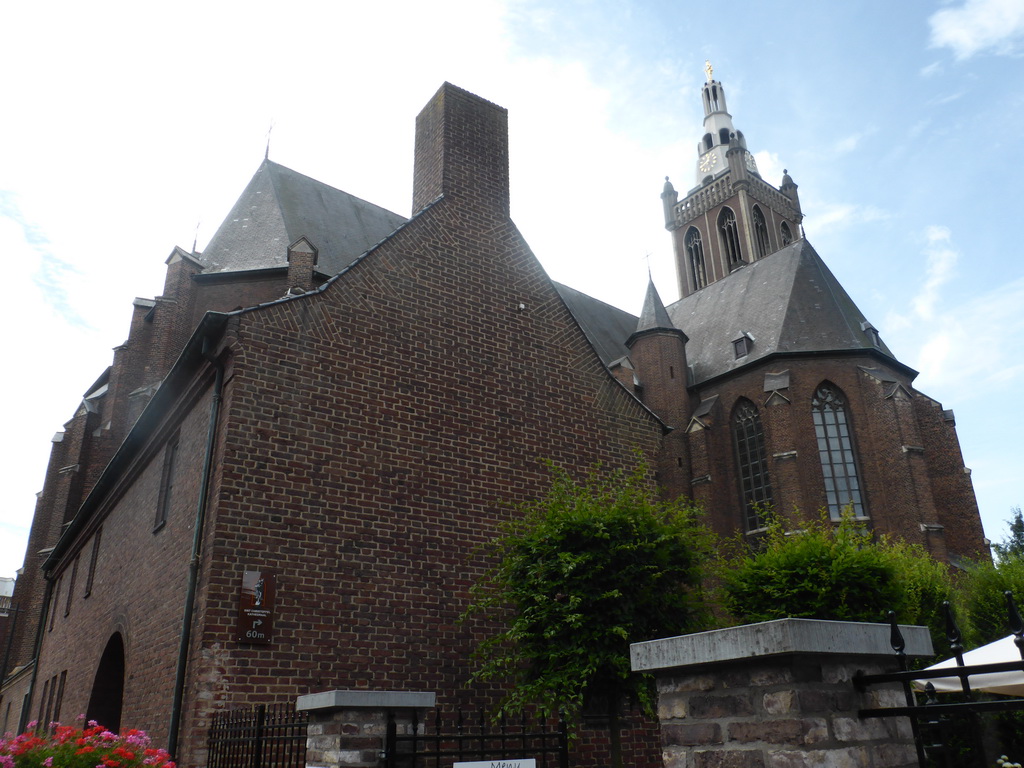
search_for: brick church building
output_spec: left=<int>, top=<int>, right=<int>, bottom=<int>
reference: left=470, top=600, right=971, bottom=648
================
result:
left=1, top=73, right=986, bottom=765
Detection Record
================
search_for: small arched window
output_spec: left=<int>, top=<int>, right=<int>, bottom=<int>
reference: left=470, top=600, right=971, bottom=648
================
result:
left=719, top=127, right=731, bottom=145
left=752, top=206, right=770, bottom=259
left=732, top=399, right=773, bottom=531
left=718, top=207, right=743, bottom=268
left=685, top=227, right=707, bottom=290
left=780, top=221, right=793, bottom=246
left=703, top=133, right=713, bottom=151
left=812, top=383, right=866, bottom=519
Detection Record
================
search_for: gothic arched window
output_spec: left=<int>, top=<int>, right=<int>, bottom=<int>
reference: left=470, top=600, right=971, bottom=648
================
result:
left=719, top=127, right=731, bottom=145
left=752, top=205, right=770, bottom=259
left=703, top=133, right=713, bottom=151
left=718, top=207, right=743, bottom=268
left=685, top=227, right=707, bottom=290
left=732, top=399, right=773, bottom=531
left=780, top=221, right=793, bottom=246
left=812, top=383, right=866, bottom=519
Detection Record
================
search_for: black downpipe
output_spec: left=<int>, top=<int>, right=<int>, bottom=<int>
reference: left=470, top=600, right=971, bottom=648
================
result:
left=167, top=356, right=224, bottom=759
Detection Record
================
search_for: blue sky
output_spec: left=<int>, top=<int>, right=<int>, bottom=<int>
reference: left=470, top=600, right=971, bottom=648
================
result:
left=1, top=0, right=1023, bottom=577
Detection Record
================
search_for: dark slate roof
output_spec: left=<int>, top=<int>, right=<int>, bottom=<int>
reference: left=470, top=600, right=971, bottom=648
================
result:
left=665, top=239, right=900, bottom=385
left=555, top=239, right=904, bottom=388
left=554, top=283, right=636, bottom=366
left=198, top=159, right=407, bottom=275
left=635, top=277, right=675, bottom=333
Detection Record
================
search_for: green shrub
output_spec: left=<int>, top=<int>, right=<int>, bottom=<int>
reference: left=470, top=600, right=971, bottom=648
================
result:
left=956, top=556, right=1024, bottom=648
left=465, top=458, right=712, bottom=720
left=718, top=512, right=953, bottom=631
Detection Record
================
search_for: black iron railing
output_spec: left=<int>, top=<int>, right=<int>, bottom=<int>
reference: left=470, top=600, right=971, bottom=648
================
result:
left=384, top=709, right=568, bottom=768
left=207, top=703, right=308, bottom=768
left=855, top=593, right=1024, bottom=768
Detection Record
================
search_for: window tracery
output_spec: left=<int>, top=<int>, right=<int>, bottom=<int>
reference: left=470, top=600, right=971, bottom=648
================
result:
left=752, top=205, right=770, bottom=259
left=812, top=383, right=866, bottom=519
left=686, top=227, right=707, bottom=290
left=718, top=207, right=743, bottom=268
left=732, top=399, right=773, bottom=531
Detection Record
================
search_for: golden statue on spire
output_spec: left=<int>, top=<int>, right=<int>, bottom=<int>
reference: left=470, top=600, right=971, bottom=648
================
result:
left=705, top=60, right=713, bottom=82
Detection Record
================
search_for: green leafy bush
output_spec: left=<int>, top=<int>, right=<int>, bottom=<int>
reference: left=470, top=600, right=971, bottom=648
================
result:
left=718, top=512, right=952, bottom=630
left=956, top=556, right=1024, bottom=647
left=465, top=458, right=712, bottom=720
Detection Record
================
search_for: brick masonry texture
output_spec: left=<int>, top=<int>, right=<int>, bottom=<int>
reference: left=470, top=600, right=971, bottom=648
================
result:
left=3, top=79, right=987, bottom=768
left=15, top=84, right=665, bottom=768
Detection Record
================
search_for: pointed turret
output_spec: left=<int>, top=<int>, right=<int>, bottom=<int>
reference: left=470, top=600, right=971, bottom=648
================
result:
left=625, top=277, right=692, bottom=496
left=630, top=277, right=681, bottom=343
left=780, top=169, right=802, bottom=216
left=661, top=177, right=678, bottom=228
left=626, top=278, right=689, bottom=428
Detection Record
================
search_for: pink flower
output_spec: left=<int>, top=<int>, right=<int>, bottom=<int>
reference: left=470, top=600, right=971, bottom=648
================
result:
left=43, top=758, right=53, bottom=767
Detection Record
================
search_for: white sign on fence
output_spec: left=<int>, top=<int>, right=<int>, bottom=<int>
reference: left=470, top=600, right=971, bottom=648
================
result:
left=453, top=760, right=536, bottom=768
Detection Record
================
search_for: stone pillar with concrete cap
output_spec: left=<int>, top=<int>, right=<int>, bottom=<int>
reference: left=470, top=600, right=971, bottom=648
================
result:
left=629, top=618, right=933, bottom=768
left=297, top=690, right=435, bottom=768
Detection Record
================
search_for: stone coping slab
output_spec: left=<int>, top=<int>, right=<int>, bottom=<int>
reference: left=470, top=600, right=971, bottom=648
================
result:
left=296, top=690, right=437, bottom=712
left=630, top=618, right=933, bottom=672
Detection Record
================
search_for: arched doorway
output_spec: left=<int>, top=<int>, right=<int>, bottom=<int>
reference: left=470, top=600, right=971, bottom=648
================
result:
left=85, top=633, right=125, bottom=732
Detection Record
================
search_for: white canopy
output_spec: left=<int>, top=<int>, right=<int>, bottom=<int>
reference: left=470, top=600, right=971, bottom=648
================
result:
left=916, top=635, right=1024, bottom=696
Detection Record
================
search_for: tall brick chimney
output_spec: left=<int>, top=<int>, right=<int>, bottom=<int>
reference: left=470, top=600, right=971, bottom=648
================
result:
left=412, top=83, right=510, bottom=217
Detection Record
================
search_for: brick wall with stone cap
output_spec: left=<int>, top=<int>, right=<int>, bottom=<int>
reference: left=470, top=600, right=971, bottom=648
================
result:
left=631, top=619, right=933, bottom=768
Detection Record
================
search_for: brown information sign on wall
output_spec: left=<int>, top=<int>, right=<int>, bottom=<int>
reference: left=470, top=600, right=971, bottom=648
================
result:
left=237, top=570, right=275, bottom=644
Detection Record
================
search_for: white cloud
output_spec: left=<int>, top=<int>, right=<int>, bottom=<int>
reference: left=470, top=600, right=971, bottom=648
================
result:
left=928, top=91, right=966, bottom=106
left=885, top=226, right=958, bottom=333
left=752, top=151, right=784, bottom=187
left=833, top=128, right=876, bottom=155
left=908, top=119, right=933, bottom=139
left=889, top=227, right=1024, bottom=396
left=912, top=274, right=1024, bottom=391
left=929, top=0, right=1024, bottom=59
left=920, top=61, right=944, bottom=77
left=912, top=226, right=959, bottom=320
left=803, top=202, right=889, bottom=236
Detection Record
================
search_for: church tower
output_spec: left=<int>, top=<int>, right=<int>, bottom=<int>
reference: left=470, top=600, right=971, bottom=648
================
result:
left=662, top=62, right=803, bottom=298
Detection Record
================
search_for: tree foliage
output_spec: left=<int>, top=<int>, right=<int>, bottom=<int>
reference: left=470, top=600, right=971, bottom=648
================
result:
left=956, top=510, right=1024, bottom=648
left=464, top=458, right=711, bottom=720
left=717, top=512, right=953, bottom=634
left=955, top=556, right=1024, bottom=648
left=992, top=506, right=1024, bottom=563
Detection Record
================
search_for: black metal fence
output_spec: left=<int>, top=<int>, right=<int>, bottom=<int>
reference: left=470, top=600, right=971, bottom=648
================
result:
left=207, top=703, right=308, bottom=768
left=384, top=709, right=569, bottom=768
left=856, top=594, right=1024, bottom=768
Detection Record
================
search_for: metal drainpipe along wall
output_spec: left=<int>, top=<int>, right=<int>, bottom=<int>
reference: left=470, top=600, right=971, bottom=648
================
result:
left=167, top=352, right=224, bottom=760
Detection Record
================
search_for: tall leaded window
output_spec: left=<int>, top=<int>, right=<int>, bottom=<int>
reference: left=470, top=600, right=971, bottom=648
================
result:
left=812, top=383, right=865, bottom=519
left=685, top=227, right=707, bottom=290
left=718, top=207, right=743, bottom=268
left=780, top=221, right=793, bottom=246
left=752, top=205, right=770, bottom=259
left=732, top=399, right=773, bottom=531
